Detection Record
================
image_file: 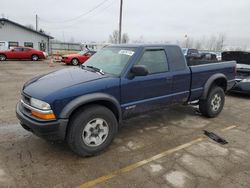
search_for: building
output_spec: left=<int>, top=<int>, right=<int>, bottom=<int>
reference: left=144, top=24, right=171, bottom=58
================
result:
left=0, top=18, right=53, bottom=53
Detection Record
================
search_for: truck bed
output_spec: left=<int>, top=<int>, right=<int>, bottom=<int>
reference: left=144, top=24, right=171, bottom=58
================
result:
left=187, top=59, right=222, bottom=66
left=188, top=61, right=236, bottom=101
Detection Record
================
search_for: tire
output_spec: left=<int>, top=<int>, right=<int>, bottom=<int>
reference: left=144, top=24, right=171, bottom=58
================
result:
left=67, top=105, right=118, bottom=157
left=71, top=58, right=79, bottom=66
left=0, top=54, right=6, bottom=61
left=199, top=86, right=225, bottom=118
left=31, top=54, right=39, bottom=61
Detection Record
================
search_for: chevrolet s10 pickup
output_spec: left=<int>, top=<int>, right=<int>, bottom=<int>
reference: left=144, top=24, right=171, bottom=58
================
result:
left=16, top=44, right=236, bottom=156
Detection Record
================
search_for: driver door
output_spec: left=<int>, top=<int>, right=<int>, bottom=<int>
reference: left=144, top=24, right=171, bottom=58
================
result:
left=9, top=47, right=24, bottom=59
left=120, top=48, right=173, bottom=118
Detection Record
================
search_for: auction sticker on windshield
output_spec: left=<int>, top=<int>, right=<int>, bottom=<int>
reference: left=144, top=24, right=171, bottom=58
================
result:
left=119, top=50, right=135, bottom=56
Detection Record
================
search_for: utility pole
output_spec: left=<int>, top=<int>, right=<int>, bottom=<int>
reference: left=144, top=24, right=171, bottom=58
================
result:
left=36, top=14, right=38, bottom=31
left=118, top=0, right=123, bottom=44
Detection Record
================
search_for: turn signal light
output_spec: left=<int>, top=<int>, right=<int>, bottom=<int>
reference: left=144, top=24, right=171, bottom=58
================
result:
left=31, top=111, right=56, bottom=120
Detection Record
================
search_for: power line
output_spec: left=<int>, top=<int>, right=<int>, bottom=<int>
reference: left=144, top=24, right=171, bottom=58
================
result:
left=40, top=0, right=116, bottom=30
left=39, top=0, right=111, bottom=24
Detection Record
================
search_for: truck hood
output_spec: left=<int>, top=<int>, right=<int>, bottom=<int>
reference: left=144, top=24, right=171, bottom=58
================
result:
left=23, top=67, right=108, bottom=99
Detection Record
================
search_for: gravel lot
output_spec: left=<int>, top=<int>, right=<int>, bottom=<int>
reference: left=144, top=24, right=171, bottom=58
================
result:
left=0, top=60, right=250, bottom=188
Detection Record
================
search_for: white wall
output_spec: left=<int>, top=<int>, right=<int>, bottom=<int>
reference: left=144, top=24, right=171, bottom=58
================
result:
left=0, top=21, right=49, bottom=53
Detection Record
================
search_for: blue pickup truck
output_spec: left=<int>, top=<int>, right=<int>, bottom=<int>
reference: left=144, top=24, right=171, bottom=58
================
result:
left=16, top=44, right=236, bottom=156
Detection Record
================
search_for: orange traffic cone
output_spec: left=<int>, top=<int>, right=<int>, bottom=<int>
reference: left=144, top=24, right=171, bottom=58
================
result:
left=49, top=56, right=54, bottom=67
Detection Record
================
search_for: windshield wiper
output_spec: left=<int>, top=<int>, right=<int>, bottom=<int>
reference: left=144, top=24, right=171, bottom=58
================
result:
left=81, top=65, right=105, bottom=75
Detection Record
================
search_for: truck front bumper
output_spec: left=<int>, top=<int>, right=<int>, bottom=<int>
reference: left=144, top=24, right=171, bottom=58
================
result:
left=16, top=102, right=68, bottom=141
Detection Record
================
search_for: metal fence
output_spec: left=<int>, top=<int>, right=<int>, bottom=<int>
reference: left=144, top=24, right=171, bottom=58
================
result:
left=50, top=42, right=82, bottom=55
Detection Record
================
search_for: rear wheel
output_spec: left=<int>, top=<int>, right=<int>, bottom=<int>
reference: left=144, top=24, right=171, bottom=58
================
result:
left=67, top=105, right=118, bottom=157
left=31, top=54, right=39, bottom=61
left=0, top=54, right=6, bottom=61
left=199, top=86, right=225, bottom=118
left=71, top=58, right=79, bottom=66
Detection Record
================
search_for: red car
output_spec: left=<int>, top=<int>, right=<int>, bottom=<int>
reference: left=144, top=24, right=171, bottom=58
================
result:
left=61, top=51, right=96, bottom=65
left=0, top=47, right=47, bottom=61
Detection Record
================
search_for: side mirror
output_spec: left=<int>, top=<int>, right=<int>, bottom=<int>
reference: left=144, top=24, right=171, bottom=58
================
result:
left=130, top=65, right=149, bottom=77
left=11, top=49, right=14, bottom=52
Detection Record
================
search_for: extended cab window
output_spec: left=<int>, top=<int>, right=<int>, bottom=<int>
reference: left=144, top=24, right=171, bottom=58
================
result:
left=137, top=50, right=169, bottom=74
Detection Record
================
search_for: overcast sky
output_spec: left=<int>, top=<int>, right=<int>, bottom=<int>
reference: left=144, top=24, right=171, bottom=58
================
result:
left=1, top=0, right=250, bottom=48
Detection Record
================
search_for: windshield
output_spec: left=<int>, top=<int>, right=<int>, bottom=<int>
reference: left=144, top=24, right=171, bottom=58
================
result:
left=78, top=51, right=87, bottom=55
left=84, top=47, right=136, bottom=76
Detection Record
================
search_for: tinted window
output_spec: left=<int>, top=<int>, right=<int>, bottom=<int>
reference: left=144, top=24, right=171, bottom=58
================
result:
left=166, top=46, right=186, bottom=71
left=137, top=50, right=169, bottom=74
left=13, top=48, right=23, bottom=52
left=23, top=48, right=31, bottom=52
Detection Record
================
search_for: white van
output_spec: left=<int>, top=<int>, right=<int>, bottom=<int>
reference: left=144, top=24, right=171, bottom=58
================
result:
left=0, top=41, right=9, bottom=51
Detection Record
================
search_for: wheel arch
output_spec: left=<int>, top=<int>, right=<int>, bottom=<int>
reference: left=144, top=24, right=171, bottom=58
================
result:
left=60, top=93, right=122, bottom=123
left=201, top=73, right=227, bottom=100
left=31, top=54, right=39, bottom=59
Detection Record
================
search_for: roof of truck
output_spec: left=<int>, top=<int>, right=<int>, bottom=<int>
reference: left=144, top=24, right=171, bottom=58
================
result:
left=108, top=44, right=180, bottom=48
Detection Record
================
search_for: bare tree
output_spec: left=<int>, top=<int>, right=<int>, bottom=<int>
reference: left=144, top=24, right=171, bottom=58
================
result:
left=183, top=37, right=194, bottom=48
left=133, top=36, right=145, bottom=43
left=122, top=33, right=129, bottom=43
left=109, top=30, right=130, bottom=44
left=205, top=36, right=216, bottom=50
left=178, top=34, right=226, bottom=51
left=214, top=34, right=225, bottom=51
left=109, top=30, right=119, bottom=44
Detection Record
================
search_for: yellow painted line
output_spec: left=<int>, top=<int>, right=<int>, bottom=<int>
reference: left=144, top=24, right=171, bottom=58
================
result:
left=221, top=125, right=237, bottom=132
left=77, top=125, right=238, bottom=188
left=76, top=137, right=204, bottom=188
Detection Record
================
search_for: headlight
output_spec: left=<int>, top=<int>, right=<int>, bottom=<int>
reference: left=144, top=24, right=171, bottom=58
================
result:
left=242, top=78, right=250, bottom=83
left=30, top=98, right=51, bottom=110
left=43, top=52, right=48, bottom=57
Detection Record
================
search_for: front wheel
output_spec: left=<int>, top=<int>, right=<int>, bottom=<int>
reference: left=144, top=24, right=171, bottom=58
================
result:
left=71, top=58, right=79, bottom=66
left=67, top=105, right=118, bottom=157
left=0, top=54, right=6, bottom=61
left=199, top=86, right=225, bottom=118
left=31, top=54, right=39, bottom=61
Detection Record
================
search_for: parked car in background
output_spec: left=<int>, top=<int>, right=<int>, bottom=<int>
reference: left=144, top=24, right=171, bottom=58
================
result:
left=222, top=51, right=250, bottom=94
left=61, top=50, right=96, bottom=65
left=0, top=46, right=46, bottom=61
left=215, top=52, right=222, bottom=61
left=182, top=48, right=201, bottom=61
left=0, top=41, right=8, bottom=51
left=17, top=44, right=236, bottom=156
left=200, top=52, right=217, bottom=61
